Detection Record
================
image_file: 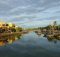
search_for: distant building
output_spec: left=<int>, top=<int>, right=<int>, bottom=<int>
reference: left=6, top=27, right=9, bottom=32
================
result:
left=8, top=23, right=15, bottom=28
left=0, top=22, right=16, bottom=33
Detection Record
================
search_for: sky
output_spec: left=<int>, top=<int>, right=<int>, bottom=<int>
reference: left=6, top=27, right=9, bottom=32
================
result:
left=0, top=0, right=60, bottom=28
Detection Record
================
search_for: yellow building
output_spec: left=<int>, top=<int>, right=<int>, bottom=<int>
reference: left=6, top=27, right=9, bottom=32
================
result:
left=8, top=23, right=15, bottom=28
left=0, top=22, right=16, bottom=33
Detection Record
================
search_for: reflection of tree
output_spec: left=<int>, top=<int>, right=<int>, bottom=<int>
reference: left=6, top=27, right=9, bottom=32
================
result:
left=47, top=37, right=58, bottom=44
left=47, top=38, right=53, bottom=41
left=0, top=35, right=22, bottom=46
left=54, top=39, right=57, bottom=44
left=17, top=35, right=21, bottom=39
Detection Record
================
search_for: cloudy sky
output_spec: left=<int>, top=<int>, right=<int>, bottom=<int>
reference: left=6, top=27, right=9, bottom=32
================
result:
left=0, top=0, right=60, bottom=28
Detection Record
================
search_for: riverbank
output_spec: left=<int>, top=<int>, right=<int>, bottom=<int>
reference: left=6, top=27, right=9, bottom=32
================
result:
left=0, top=30, right=29, bottom=37
left=0, top=32, right=22, bottom=37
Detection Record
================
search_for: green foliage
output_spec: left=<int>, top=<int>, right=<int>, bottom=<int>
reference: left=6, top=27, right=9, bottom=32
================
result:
left=15, top=27, right=22, bottom=32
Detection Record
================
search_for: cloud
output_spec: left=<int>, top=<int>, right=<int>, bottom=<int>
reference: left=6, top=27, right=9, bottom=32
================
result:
left=0, top=0, right=60, bottom=27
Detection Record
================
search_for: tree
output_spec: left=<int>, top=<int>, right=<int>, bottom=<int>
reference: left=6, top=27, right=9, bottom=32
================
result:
left=15, top=27, right=22, bottom=32
left=54, top=21, right=57, bottom=26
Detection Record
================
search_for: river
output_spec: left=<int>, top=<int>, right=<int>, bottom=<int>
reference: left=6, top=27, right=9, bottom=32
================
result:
left=0, top=32, right=60, bottom=57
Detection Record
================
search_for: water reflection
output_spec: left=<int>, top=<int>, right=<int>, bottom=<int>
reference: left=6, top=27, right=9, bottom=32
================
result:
left=46, top=37, right=60, bottom=44
left=0, top=35, right=22, bottom=46
left=35, top=31, right=60, bottom=44
left=0, top=31, right=60, bottom=46
left=0, top=32, right=60, bottom=57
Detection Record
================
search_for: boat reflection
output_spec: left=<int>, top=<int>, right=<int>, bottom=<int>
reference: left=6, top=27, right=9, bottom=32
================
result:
left=0, top=35, right=22, bottom=46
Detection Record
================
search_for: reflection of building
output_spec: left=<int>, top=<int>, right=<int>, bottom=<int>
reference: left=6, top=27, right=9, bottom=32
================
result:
left=7, top=36, right=19, bottom=44
left=0, top=35, right=21, bottom=46
left=0, top=40, right=6, bottom=46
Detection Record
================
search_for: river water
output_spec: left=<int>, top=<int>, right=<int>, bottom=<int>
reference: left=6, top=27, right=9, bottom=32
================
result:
left=0, top=32, right=60, bottom=57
